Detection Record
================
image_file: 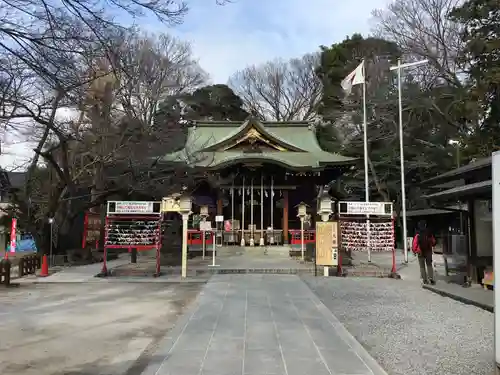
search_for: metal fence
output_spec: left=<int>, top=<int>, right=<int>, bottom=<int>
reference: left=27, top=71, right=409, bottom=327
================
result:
left=0, top=259, right=11, bottom=286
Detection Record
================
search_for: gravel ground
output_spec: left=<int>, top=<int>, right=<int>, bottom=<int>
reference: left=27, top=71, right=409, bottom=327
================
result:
left=303, top=276, right=494, bottom=375
left=0, top=282, right=203, bottom=375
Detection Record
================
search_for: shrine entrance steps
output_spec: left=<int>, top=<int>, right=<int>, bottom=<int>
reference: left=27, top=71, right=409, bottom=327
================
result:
left=201, top=245, right=315, bottom=276
left=218, top=245, right=291, bottom=257
left=110, top=245, right=317, bottom=278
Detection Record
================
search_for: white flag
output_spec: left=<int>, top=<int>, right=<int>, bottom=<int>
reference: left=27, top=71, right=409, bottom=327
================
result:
left=341, top=61, right=365, bottom=94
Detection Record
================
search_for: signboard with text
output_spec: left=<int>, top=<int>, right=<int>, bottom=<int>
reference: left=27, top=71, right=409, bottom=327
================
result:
left=107, top=201, right=160, bottom=215
left=84, top=212, right=101, bottom=247
left=200, top=221, right=212, bottom=231
left=9, top=218, right=17, bottom=253
left=338, top=201, right=393, bottom=216
left=315, top=221, right=338, bottom=266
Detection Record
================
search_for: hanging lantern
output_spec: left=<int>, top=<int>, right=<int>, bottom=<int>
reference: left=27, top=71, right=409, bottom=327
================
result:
left=296, top=202, right=308, bottom=218
left=200, top=205, right=209, bottom=217
left=179, top=195, right=192, bottom=214
left=318, top=195, right=333, bottom=221
left=319, top=195, right=332, bottom=214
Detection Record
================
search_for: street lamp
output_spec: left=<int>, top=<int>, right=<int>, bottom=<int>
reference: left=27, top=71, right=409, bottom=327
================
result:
left=200, top=205, right=209, bottom=260
left=318, top=195, right=333, bottom=277
left=449, top=139, right=463, bottom=234
left=200, top=205, right=209, bottom=217
left=318, top=195, right=333, bottom=222
left=296, top=202, right=308, bottom=261
left=178, top=195, right=192, bottom=278
left=48, top=217, right=54, bottom=267
left=449, top=139, right=461, bottom=168
left=390, top=58, right=428, bottom=263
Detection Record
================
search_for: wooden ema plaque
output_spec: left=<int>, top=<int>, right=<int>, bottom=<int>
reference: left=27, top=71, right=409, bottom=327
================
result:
left=315, top=221, right=339, bottom=266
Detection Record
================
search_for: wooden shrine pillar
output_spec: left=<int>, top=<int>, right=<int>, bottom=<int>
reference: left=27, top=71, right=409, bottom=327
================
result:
left=283, top=190, right=289, bottom=244
left=217, top=198, right=223, bottom=215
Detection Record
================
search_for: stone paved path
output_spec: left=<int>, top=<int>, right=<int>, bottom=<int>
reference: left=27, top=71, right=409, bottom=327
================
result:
left=142, top=275, right=387, bottom=375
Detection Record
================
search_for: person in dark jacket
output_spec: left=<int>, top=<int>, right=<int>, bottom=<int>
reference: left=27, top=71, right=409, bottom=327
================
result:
left=412, top=220, right=436, bottom=285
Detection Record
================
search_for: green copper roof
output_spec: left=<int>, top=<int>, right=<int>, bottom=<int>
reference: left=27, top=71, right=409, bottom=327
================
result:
left=160, top=118, right=357, bottom=170
left=164, top=150, right=355, bottom=170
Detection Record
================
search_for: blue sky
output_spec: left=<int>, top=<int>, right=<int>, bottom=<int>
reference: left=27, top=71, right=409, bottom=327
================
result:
left=143, top=0, right=390, bottom=83
left=0, top=0, right=390, bottom=168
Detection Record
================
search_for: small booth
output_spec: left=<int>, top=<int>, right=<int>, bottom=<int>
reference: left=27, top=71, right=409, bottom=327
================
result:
left=103, top=201, right=162, bottom=276
left=337, top=201, right=396, bottom=272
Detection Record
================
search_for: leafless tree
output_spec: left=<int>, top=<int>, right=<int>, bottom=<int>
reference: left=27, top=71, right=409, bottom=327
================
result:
left=371, top=0, right=465, bottom=88
left=228, top=53, right=322, bottom=121
left=117, top=31, right=207, bottom=127
left=0, top=26, right=207, bottom=251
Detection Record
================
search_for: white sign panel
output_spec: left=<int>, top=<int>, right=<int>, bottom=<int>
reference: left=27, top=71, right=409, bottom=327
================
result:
left=110, top=201, right=154, bottom=214
left=200, top=221, right=212, bottom=231
left=215, top=215, right=224, bottom=222
left=339, top=201, right=392, bottom=216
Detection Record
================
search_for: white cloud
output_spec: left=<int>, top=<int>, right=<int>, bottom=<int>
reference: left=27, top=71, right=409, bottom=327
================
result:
left=0, top=124, right=35, bottom=171
left=1, top=0, right=391, bottom=169
left=145, top=0, right=390, bottom=83
left=0, top=107, right=80, bottom=170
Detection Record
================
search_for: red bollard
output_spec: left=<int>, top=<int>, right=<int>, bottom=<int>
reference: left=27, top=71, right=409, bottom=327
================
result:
left=391, top=247, right=397, bottom=274
left=40, top=255, right=49, bottom=277
left=100, top=247, right=108, bottom=276
left=337, top=250, right=343, bottom=276
left=154, top=244, right=161, bottom=277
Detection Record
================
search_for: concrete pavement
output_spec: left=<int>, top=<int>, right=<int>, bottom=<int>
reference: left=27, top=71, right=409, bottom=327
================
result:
left=18, top=257, right=131, bottom=283
left=142, top=274, right=388, bottom=375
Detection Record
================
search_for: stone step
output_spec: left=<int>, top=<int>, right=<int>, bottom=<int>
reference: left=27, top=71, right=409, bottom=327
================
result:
left=110, top=267, right=317, bottom=277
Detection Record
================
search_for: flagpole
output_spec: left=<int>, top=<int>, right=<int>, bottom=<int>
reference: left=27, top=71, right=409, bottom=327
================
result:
left=362, top=59, right=371, bottom=262
left=340, top=59, right=371, bottom=262
left=390, top=58, right=428, bottom=263
left=397, top=59, right=407, bottom=264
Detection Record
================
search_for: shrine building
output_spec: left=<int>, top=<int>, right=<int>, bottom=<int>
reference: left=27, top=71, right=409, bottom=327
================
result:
left=160, top=117, right=357, bottom=246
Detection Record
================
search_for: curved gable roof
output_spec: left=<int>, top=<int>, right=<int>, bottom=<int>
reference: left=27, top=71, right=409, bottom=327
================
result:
left=160, top=117, right=358, bottom=170
left=196, top=118, right=307, bottom=152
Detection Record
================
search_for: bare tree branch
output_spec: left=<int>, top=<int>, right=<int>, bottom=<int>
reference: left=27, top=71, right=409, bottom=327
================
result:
left=228, top=53, right=322, bottom=121
left=371, top=0, right=465, bottom=88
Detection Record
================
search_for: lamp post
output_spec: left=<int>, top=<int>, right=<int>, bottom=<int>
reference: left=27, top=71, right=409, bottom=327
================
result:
left=449, top=139, right=463, bottom=233
left=48, top=218, right=54, bottom=267
left=492, top=151, right=500, bottom=373
left=318, top=195, right=333, bottom=222
left=390, top=58, right=428, bottom=263
left=296, top=202, right=308, bottom=261
left=200, top=205, right=209, bottom=260
left=318, top=195, right=333, bottom=277
left=449, top=139, right=461, bottom=168
left=179, top=195, right=192, bottom=278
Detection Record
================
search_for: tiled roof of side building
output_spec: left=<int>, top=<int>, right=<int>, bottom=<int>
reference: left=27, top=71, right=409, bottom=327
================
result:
left=421, top=156, right=491, bottom=186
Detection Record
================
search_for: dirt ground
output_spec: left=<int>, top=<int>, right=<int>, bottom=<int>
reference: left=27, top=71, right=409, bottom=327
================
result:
left=0, top=282, right=204, bottom=375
